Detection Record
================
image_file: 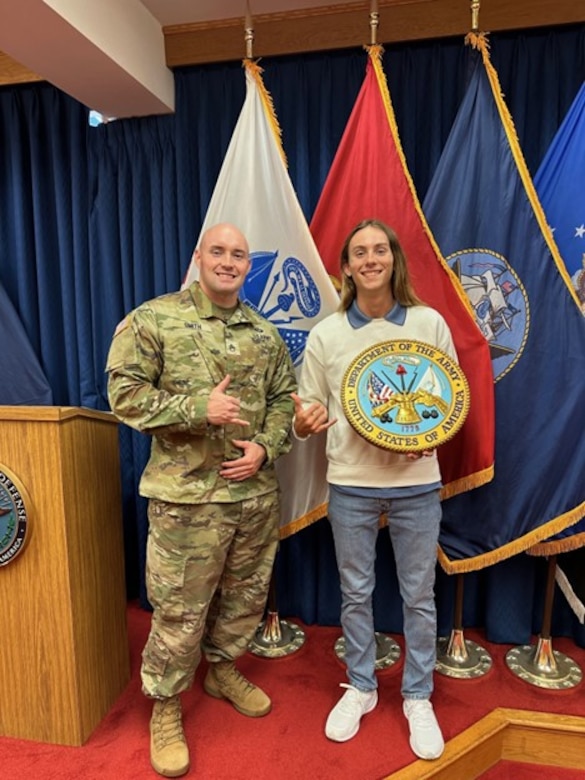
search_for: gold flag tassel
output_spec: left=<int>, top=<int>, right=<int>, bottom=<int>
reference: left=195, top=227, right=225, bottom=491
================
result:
left=243, top=62, right=287, bottom=169
left=242, top=2, right=287, bottom=168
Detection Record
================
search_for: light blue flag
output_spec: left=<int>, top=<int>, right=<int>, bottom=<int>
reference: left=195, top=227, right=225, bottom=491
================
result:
left=534, top=82, right=585, bottom=310
left=422, top=35, right=585, bottom=574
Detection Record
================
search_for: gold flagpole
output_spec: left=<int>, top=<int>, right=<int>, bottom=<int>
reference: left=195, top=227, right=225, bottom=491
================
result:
left=470, top=0, right=480, bottom=32
left=333, top=0, right=402, bottom=674
left=244, top=1, right=254, bottom=60
left=243, top=0, right=305, bottom=658
left=369, top=0, right=379, bottom=46
left=434, top=0, right=494, bottom=681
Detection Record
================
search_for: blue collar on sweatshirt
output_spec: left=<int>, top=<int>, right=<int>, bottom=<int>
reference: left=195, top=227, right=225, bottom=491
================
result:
left=347, top=299, right=407, bottom=329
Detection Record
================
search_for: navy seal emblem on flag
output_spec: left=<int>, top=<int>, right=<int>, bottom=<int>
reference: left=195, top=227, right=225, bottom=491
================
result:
left=0, top=465, right=31, bottom=567
left=341, top=340, right=470, bottom=453
left=447, top=249, right=530, bottom=382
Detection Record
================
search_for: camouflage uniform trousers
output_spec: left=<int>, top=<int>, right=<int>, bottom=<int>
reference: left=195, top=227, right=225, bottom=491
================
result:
left=141, top=491, right=280, bottom=699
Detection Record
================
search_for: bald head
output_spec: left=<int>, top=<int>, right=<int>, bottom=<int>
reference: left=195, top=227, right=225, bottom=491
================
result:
left=194, top=223, right=251, bottom=307
left=199, top=223, right=249, bottom=256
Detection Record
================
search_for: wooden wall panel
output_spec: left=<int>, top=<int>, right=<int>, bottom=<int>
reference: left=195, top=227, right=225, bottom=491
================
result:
left=164, top=0, right=585, bottom=67
left=1, top=0, right=583, bottom=86
left=0, top=51, right=41, bottom=86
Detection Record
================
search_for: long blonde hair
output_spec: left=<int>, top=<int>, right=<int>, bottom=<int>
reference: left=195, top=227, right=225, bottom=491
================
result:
left=339, top=219, right=425, bottom=311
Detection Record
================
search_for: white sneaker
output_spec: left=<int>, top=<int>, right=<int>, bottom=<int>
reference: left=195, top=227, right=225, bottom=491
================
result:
left=403, top=699, right=445, bottom=760
left=325, top=683, right=378, bottom=742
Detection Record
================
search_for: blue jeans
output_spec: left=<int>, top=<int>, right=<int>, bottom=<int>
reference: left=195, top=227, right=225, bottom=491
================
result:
left=328, top=486, right=441, bottom=699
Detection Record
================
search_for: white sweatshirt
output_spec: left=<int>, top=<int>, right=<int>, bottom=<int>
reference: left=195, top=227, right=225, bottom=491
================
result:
left=297, top=305, right=456, bottom=488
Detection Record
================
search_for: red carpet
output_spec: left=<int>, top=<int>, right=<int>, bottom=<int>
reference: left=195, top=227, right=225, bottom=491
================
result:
left=1, top=601, right=585, bottom=779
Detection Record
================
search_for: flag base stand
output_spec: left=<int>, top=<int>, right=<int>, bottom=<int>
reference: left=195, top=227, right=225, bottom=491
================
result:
left=248, top=566, right=306, bottom=658
left=334, top=632, right=401, bottom=670
left=505, top=638, right=582, bottom=689
left=436, top=629, right=492, bottom=678
left=436, top=574, right=492, bottom=678
left=504, top=555, right=582, bottom=689
left=248, top=610, right=306, bottom=658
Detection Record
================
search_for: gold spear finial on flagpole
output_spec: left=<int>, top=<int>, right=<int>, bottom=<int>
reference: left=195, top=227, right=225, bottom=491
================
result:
left=244, top=1, right=254, bottom=59
left=369, top=0, right=379, bottom=46
left=470, top=0, right=480, bottom=32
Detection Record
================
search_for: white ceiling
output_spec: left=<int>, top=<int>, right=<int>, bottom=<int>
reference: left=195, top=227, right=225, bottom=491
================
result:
left=0, top=0, right=360, bottom=119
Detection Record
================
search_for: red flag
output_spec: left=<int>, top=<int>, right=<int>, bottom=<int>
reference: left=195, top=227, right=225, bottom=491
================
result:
left=310, top=47, right=494, bottom=497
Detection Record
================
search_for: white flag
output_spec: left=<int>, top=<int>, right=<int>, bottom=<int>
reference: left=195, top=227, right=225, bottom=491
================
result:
left=183, top=60, right=339, bottom=538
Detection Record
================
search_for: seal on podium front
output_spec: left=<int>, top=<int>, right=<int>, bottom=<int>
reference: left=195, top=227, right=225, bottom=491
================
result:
left=0, top=464, right=32, bottom=567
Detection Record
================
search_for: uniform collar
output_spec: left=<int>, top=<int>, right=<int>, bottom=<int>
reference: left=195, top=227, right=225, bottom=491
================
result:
left=188, top=281, right=254, bottom=325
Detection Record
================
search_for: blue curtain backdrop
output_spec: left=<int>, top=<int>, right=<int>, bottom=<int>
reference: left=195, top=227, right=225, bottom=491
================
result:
left=1, top=24, right=584, bottom=645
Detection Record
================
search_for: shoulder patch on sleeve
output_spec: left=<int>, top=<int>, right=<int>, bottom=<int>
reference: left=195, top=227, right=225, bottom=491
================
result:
left=114, top=315, right=131, bottom=336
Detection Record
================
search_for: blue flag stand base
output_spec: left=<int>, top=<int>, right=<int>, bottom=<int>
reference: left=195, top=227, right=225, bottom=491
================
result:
left=248, top=570, right=306, bottom=658
left=436, top=573, right=493, bottom=679
left=505, top=555, right=582, bottom=689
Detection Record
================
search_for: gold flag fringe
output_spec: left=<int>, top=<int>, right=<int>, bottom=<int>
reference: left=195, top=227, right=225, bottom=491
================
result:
left=438, top=499, right=585, bottom=574
left=279, top=502, right=328, bottom=540
left=528, top=529, right=585, bottom=557
left=440, top=463, right=494, bottom=500
left=464, top=32, right=583, bottom=311
left=244, top=58, right=288, bottom=169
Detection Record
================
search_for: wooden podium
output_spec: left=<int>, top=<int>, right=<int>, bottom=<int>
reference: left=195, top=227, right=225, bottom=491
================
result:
left=0, top=406, right=130, bottom=746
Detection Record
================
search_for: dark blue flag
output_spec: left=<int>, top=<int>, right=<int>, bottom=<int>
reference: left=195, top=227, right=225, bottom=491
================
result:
left=422, top=35, right=585, bottom=573
left=0, top=282, right=52, bottom=405
left=534, top=81, right=585, bottom=310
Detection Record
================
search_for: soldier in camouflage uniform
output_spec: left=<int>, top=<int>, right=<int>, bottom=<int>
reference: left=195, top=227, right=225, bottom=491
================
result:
left=106, top=223, right=296, bottom=778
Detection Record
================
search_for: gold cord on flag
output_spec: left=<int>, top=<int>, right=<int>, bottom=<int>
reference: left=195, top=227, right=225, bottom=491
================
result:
left=365, top=45, right=478, bottom=328
left=465, top=30, right=583, bottom=312
left=243, top=60, right=288, bottom=169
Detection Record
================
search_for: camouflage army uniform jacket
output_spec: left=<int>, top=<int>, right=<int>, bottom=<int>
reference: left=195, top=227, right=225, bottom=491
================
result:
left=106, top=281, right=297, bottom=505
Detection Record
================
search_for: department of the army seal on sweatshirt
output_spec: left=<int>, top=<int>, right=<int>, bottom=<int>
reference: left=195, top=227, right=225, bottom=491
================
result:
left=341, top=340, right=470, bottom=453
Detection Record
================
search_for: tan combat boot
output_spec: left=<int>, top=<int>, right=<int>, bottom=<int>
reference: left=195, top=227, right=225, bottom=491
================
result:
left=203, top=661, right=271, bottom=717
left=150, top=696, right=190, bottom=777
